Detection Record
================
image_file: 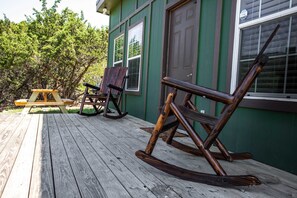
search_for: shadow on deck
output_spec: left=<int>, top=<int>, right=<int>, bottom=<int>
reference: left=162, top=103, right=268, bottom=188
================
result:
left=0, top=113, right=296, bottom=197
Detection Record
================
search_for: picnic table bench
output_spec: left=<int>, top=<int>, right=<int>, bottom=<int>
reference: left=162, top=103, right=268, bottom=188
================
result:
left=14, top=89, right=74, bottom=114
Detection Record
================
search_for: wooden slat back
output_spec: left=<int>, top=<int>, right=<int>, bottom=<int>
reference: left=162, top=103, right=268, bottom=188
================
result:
left=100, top=67, right=128, bottom=95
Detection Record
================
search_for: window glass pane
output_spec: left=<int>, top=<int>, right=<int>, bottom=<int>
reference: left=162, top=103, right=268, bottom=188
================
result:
left=127, top=22, right=143, bottom=91
left=286, top=56, right=297, bottom=93
left=128, top=39, right=141, bottom=57
left=256, top=57, right=286, bottom=93
left=127, top=58, right=140, bottom=90
left=293, top=0, right=297, bottom=7
left=260, top=17, right=289, bottom=56
left=240, top=26, right=259, bottom=60
left=240, top=0, right=260, bottom=23
left=290, top=15, right=297, bottom=54
left=238, top=60, right=256, bottom=92
left=261, top=0, right=289, bottom=17
left=114, top=35, right=124, bottom=63
left=128, top=23, right=143, bottom=58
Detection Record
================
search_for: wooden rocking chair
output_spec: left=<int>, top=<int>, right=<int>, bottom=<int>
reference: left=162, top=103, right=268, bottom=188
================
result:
left=136, top=25, right=279, bottom=186
left=79, top=67, right=128, bottom=119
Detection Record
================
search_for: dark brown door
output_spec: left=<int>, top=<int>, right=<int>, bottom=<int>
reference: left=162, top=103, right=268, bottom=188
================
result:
left=166, top=0, right=199, bottom=104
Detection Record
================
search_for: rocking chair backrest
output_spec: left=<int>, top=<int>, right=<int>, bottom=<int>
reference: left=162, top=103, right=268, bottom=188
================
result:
left=100, top=67, right=128, bottom=95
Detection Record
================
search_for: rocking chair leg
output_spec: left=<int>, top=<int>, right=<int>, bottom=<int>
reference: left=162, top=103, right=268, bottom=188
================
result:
left=170, top=102, right=227, bottom=176
left=186, top=99, right=235, bottom=162
left=165, top=93, right=192, bottom=144
left=103, top=91, right=111, bottom=117
left=145, top=93, right=175, bottom=155
left=110, top=94, right=123, bottom=115
left=79, top=92, right=88, bottom=115
left=201, top=123, right=233, bottom=161
left=89, top=97, right=100, bottom=113
left=164, top=124, right=179, bottom=144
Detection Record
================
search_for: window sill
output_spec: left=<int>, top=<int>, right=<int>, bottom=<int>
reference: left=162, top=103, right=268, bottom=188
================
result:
left=239, top=97, right=297, bottom=113
left=125, top=90, right=141, bottom=96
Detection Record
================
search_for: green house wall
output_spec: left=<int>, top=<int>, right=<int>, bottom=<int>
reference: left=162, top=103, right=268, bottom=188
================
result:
left=106, top=0, right=297, bottom=175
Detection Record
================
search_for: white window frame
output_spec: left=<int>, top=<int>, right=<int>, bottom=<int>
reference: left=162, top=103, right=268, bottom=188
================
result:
left=231, top=1, right=297, bottom=102
left=125, top=22, right=143, bottom=92
left=113, top=34, right=124, bottom=67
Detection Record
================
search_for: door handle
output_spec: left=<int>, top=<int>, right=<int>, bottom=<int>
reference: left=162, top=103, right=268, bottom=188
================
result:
left=187, top=73, right=193, bottom=77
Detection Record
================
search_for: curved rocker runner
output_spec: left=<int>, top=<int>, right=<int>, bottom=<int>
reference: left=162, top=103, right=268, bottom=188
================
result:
left=135, top=25, right=280, bottom=187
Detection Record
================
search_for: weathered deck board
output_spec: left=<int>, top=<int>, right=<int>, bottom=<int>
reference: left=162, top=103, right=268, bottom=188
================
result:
left=60, top=114, right=131, bottom=198
left=85, top=116, right=262, bottom=198
left=47, top=114, right=81, bottom=197
left=123, top=115, right=297, bottom=198
left=126, top=116, right=297, bottom=197
left=0, top=115, right=24, bottom=153
left=0, top=114, right=13, bottom=133
left=54, top=114, right=107, bottom=198
left=0, top=113, right=296, bottom=198
left=29, top=114, right=55, bottom=198
left=0, top=115, right=32, bottom=196
left=71, top=115, right=181, bottom=198
left=87, top=117, right=213, bottom=198
left=68, top=115, right=158, bottom=198
left=2, top=115, right=39, bottom=198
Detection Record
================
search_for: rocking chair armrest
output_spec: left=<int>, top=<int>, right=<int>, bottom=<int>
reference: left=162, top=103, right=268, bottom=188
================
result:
left=162, top=77, right=234, bottom=104
left=83, top=83, right=100, bottom=90
left=108, top=84, right=123, bottom=92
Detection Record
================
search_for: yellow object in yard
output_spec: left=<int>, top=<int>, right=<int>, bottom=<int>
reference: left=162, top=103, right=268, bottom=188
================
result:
left=14, top=89, right=74, bottom=114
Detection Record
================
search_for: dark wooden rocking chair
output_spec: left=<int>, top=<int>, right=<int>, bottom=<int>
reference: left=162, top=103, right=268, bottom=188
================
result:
left=79, top=67, right=128, bottom=119
left=136, top=25, right=280, bottom=187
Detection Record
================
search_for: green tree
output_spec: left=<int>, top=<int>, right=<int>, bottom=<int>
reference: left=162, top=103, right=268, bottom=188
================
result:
left=27, top=0, right=108, bottom=98
left=0, top=18, right=39, bottom=106
left=0, top=0, right=108, bottom=109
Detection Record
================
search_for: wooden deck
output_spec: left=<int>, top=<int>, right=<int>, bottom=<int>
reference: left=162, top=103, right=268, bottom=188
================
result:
left=0, top=113, right=296, bottom=198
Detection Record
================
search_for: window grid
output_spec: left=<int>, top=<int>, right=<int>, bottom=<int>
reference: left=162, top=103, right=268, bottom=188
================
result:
left=232, top=0, right=297, bottom=100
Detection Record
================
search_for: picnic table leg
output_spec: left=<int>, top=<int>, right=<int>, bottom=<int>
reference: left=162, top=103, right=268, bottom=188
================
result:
left=52, top=92, right=68, bottom=113
left=22, top=92, right=39, bottom=114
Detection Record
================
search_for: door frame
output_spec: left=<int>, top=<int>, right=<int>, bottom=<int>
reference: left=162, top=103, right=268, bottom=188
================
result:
left=159, top=0, right=201, bottom=108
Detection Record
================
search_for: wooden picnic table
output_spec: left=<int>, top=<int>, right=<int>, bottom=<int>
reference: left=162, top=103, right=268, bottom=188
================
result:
left=14, top=89, right=74, bottom=114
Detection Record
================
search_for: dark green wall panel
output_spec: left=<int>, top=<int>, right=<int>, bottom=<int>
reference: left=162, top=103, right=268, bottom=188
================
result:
left=166, top=0, right=176, bottom=5
left=195, top=0, right=217, bottom=116
left=221, top=108, right=297, bottom=174
left=138, top=0, right=148, bottom=8
left=125, top=95, right=145, bottom=119
left=145, top=0, right=165, bottom=123
left=122, top=0, right=136, bottom=20
left=129, top=7, right=148, bottom=26
left=110, top=2, right=121, bottom=29
left=125, top=6, right=149, bottom=120
left=217, top=0, right=232, bottom=92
